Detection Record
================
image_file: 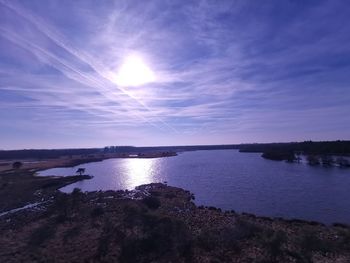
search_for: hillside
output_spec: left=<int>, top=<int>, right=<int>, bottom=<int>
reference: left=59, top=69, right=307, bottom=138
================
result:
left=1, top=183, right=349, bottom=262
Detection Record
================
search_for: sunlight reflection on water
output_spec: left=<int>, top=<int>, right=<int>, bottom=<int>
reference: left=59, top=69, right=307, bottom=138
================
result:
left=122, top=158, right=157, bottom=189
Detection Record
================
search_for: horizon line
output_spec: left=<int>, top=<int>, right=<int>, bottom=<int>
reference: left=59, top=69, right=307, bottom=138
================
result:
left=1, top=139, right=349, bottom=151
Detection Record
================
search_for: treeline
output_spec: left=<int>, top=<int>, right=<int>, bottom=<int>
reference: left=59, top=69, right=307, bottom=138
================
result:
left=0, top=148, right=101, bottom=160
left=245, top=141, right=350, bottom=167
left=306, top=155, right=350, bottom=167
left=103, top=144, right=240, bottom=153
left=2, top=141, right=349, bottom=160
left=239, top=141, right=350, bottom=155
left=0, top=145, right=239, bottom=160
left=0, top=145, right=239, bottom=159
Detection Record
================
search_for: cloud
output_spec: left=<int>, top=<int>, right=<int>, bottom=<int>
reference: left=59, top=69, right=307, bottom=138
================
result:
left=0, top=0, right=350, bottom=148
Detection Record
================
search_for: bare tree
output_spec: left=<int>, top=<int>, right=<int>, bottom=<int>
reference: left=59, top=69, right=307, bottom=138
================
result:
left=76, top=168, right=85, bottom=175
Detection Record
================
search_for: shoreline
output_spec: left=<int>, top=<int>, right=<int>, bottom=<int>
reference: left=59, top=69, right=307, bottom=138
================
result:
left=0, top=151, right=177, bottom=173
left=1, top=166, right=349, bottom=227
left=0, top=169, right=93, bottom=212
left=1, top=150, right=350, bottom=229
left=2, top=166, right=349, bottom=227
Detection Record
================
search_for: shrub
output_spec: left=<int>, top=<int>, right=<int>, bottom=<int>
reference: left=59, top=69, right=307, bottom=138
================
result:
left=48, top=193, right=70, bottom=221
left=321, top=155, right=334, bottom=166
left=96, top=218, right=114, bottom=258
left=298, top=230, right=336, bottom=260
left=336, top=230, right=350, bottom=250
left=142, top=196, right=161, bottom=209
left=233, top=218, right=263, bottom=240
left=63, top=226, right=81, bottom=242
left=196, top=227, right=240, bottom=252
left=164, top=192, right=176, bottom=199
left=336, top=157, right=350, bottom=167
left=261, top=230, right=287, bottom=261
left=12, top=161, right=23, bottom=169
left=119, top=216, right=192, bottom=262
left=72, top=187, right=82, bottom=195
left=29, top=223, right=56, bottom=246
left=196, top=219, right=262, bottom=255
left=71, top=188, right=83, bottom=208
left=91, top=206, right=104, bottom=217
left=261, top=151, right=296, bottom=162
left=123, top=204, right=149, bottom=227
left=333, top=222, right=349, bottom=228
left=149, top=190, right=161, bottom=196
left=307, top=155, right=320, bottom=165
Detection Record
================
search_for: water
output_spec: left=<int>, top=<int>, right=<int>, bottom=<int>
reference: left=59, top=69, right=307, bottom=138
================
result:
left=38, top=150, right=350, bottom=224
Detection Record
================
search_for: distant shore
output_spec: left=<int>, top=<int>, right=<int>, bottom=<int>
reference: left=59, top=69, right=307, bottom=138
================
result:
left=0, top=151, right=177, bottom=173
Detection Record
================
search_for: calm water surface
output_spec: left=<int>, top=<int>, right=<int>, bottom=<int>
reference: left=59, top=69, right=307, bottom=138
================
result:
left=39, top=150, right=350, bottom=224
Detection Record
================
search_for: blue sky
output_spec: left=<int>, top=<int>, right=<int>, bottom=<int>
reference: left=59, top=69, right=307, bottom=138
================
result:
left=1, top=0, right=350, bottom=149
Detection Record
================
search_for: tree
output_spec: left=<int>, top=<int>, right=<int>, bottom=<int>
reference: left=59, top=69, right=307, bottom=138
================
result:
left=12, top=161, right=23, bottom=170
left=286, top=152, right=297, bottom=163
left=76, top=168, right=85, bottom=175
left=295, top=152, right=302, bottom=163
left=321, top=155, right=334, bottom=167
left=336, top=157, right=350, bottom=167
left=307, top=155, right=320, bottom=166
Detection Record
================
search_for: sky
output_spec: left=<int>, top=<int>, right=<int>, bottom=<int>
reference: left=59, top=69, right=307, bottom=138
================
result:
left=1, top=0, right=350, bottom=149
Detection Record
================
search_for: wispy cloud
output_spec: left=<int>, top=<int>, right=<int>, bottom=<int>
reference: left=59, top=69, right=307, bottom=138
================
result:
left=1, top=0, right=350, bottom=148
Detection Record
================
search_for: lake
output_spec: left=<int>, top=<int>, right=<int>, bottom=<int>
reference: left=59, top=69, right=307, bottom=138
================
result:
left=38, top=150, right=350, bottom=224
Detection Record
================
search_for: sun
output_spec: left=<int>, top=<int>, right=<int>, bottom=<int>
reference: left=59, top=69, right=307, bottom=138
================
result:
left=114, top=54, right=156, bottom=87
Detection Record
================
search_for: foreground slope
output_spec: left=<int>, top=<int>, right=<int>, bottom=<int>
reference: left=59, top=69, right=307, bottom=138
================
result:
left=0, top=183, right=349, bottom=262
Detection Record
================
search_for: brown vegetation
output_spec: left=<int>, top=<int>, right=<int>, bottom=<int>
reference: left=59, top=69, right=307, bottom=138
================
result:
left=1, top=183, right=349, bottom=262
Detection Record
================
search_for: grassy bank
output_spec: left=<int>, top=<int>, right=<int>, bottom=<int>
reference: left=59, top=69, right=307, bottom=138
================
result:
left=0, top=169, right=92, bottom=212
left=0, top=151, right=177, bottom=212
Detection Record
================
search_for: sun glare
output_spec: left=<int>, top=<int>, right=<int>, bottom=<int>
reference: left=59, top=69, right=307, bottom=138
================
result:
left=123, top=158, right=157, bottom=189
left=114, top=55, right=156, bottom=87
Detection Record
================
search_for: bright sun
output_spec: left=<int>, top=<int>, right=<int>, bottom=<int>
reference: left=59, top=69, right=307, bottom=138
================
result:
left=114, top=55, right=156, bottom=87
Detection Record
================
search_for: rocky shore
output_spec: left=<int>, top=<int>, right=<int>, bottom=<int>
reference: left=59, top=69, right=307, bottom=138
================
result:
left=0, top=183, right=349, bottom=262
